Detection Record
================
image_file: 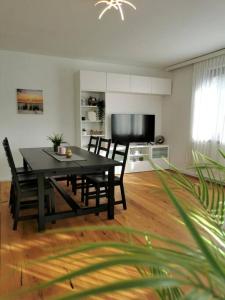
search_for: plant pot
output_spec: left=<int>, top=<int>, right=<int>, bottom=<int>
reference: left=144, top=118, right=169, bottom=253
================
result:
left=53, top=144, right=59, bottom=152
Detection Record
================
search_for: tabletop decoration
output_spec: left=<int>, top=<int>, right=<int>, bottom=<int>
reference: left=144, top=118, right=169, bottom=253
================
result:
left=47, top=133, right=64, bottom=152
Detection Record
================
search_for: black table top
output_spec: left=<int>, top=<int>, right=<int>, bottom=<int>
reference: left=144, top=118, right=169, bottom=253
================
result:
left=20, top=147, right=121, bottom=175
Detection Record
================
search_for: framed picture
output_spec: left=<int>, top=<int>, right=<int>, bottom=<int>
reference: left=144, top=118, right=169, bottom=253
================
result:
left=17, top=89, right=44, bottom=114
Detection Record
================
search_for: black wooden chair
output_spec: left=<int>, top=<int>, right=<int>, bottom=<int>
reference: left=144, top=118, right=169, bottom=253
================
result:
left=85, top=141, right=129, bottom=211
left=2, top=139, right=55, bottom=230
left=80, top=137, right=111, bottom=202
left=2, top=138, right=37, bottom=210
left=70, top=136, right=101, bottom=194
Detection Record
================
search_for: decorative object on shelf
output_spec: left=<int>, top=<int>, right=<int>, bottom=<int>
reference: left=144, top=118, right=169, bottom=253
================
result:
left=88, top=96, right=97, bottom=106
left=90, top=129, right=103, bottom=135
left=97, top=99, right=105, bottom=122
left=95, top=0, right=136, bottom=21
left=155, top=135, right=165, bottom=144
left=82, top=116, right=86, bottom=121
left=66, top=147, right=72, bottom=158
left=88, top=111, right=97, bottom=121
left=47, top=133, right=64, bottom=152
left=81, top=98, right=86, bottom=106
left=17, top=89, right=44, bottom=114
left=134, top=150, right=139, bottom=155
left=139, top=157, right=144, bottom=161
left=82, top=128, right=87, bottom=136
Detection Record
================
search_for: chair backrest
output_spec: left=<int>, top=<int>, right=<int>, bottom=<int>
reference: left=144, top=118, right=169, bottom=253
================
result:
left=88, top=136, right=99, bottom=154
left=96, top=138, right=111, bottom=158
left=112, top=141, right=129, bottom=180
left=2, top=138, right=20, bottom=191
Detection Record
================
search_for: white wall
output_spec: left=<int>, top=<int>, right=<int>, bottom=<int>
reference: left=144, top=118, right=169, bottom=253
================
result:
left=106, top=93, right=162, bottom=138
left=162, top=65, right=193, bottom=171
left=0, top=50, right=170, bottom=180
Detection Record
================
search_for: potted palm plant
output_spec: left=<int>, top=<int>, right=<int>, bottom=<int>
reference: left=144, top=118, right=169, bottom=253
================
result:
left=47, top=133, right=64, bottom=152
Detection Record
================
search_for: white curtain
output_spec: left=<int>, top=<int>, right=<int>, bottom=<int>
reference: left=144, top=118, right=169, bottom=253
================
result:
left=191, top=55, right=225, bottom=161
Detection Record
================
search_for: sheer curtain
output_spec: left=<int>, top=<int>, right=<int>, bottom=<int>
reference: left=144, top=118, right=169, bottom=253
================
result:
left=191, top=55, right=225, bottom=161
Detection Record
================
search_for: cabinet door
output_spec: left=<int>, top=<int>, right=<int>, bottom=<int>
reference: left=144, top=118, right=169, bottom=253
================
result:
left=107, top=73, right=130, bottom=92
left=80, top=71, right=106, bottom=92
left=130, top=75, right=151, bottom=94
left=151, top=78, right=172, bottom=95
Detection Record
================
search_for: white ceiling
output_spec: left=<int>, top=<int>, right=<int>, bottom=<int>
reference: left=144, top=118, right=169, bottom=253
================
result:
left=0, top=0, right=225, bottom=69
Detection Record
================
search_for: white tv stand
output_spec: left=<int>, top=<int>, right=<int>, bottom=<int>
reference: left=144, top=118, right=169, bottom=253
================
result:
left=125, top=144, right=169, bottom=173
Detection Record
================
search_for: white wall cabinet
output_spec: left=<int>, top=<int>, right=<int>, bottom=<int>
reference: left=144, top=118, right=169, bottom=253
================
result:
left=130, top=75, right=151, bottom=94
left=107, top=73, right=130, bottom=93
left=151, top=78, right=172, bottom=95
left=79, top=70, right=172, bottom=95
left=80, top=70, right=106, bottom=92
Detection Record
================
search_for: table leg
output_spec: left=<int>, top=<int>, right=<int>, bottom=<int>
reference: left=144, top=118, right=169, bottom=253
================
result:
left=108, top=166, right=115, bottom=219
left=38, top=173, right=45, bottom=231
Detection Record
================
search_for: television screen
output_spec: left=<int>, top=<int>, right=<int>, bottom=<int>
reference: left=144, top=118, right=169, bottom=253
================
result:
left=111, top=114, right=155, bottom=143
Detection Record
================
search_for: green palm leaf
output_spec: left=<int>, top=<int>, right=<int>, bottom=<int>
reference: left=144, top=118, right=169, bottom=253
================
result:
left=2, top=150, right=225, bottom=300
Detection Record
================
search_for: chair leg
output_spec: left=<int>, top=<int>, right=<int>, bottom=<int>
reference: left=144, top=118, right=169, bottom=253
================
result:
left=9, top=182, right=14, bottom=208
left=85, top=180, right=90, bottom=206
left=10, top=183, right=15, bottom=215
left=50, top=189, right=56, bottom=224
left=104, top=183, right=108, bottom=198
left=51, top=192, right=55, bottom=214
left=66, top=175, right=70, bottom=187
left=120, top=183, right=127, bottom=210
left=45, top=195, right=51, bottom=214
left=95, top=184, right=100, bottom=216
left=71, top=175, right=77, bottom=195
left=81, top=176, right=85, bottom=203
left=13, top=196, right=20, bottom=230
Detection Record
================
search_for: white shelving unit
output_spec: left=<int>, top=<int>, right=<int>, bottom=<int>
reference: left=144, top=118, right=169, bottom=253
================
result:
left=75, top=71, right=171, bottom=173
left=80, top=92, right=105, bottom=149
left=74, top=73, right=106, bottom=149
left=126, top=144, right=169, bottom=173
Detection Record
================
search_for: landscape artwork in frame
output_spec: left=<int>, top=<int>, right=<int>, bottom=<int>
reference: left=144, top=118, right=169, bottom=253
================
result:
left=17, top=89, right=44, bottom=114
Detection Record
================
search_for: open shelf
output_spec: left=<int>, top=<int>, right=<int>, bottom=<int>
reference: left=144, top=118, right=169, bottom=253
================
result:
left=82, top=134, right=105, bottom=137
left=82, top=120, right=102, bottom=123
left=129, top=154, right=149, bottom=157
left=81, top=106, right=98, bottom=108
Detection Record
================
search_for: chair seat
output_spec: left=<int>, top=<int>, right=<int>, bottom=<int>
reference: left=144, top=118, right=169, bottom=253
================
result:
left=87, top=174, right=120, bottom=185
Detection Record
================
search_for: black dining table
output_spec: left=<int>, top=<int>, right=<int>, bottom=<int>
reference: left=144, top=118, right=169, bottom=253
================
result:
left=20, top=146, right=122, bottom=231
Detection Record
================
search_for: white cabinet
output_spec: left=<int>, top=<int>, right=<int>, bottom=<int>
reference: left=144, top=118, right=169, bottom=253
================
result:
left=151, top=78, right=172, bottom=95
left=79, top=70, right=172, bottom=95
left=107, top=73, right=130, bottom=93
left=130, top=75, right=151, bottom=94
left=124, top=144, right=169, bottom=173
left=80, top=71, right=106, bottom=92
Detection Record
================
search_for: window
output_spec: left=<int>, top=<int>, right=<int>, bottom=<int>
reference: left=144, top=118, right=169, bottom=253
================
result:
left=191, top=55, right=225, bottom=158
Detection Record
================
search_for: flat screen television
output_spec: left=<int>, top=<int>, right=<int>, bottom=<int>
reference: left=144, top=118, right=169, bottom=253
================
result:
left=111, top=114, right=155, bottom=143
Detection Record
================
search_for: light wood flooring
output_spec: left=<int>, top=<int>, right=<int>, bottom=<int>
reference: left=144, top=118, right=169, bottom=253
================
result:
left=0, top=172, right=193, bottom=300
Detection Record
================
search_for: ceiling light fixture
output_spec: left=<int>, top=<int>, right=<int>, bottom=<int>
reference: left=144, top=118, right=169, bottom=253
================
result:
left=95, top=0, right=136, bottom=21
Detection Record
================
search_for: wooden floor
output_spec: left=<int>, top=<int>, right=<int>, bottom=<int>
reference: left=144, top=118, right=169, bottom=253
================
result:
left=0, top=172, right=192, bottom=300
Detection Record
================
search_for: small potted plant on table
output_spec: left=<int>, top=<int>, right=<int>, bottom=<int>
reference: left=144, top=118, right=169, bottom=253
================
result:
left=48, top=133, right=64, bottom=152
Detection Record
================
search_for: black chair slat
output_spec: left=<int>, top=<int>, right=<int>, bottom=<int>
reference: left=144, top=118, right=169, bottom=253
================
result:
left=88, top=136, right=99, bottom=154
